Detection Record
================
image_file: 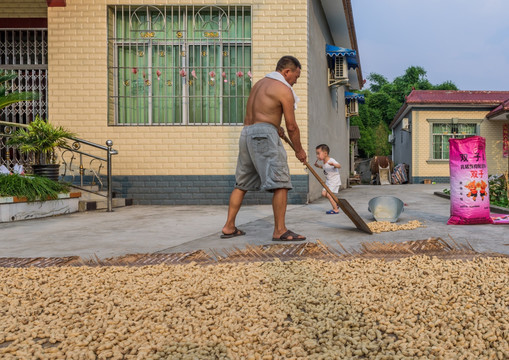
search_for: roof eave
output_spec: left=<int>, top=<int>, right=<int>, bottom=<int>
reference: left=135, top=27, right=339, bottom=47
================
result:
left=389, top=104, right=411, bottom=129
left=47, top=0, right=66, bottom=6
left=487, top=107, right=509, bottom=119
left=343, top=0, right=363, bottom=89
left=320, top=0, right=363, bottom=89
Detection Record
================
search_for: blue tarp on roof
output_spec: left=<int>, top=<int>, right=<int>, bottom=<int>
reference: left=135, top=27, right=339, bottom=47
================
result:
left=326, top=44, right=359, bottom=70
left=345, top=91, right=365, bottom=104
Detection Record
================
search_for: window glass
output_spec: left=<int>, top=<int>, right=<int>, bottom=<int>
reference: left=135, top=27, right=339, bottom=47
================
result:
left=109, top=6, right=252, bottom=125
left=431, top=122, right=477, bottom=160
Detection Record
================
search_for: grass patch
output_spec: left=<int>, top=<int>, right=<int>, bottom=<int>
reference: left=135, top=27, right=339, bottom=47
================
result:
left=0, top=174, right=70, bottom=202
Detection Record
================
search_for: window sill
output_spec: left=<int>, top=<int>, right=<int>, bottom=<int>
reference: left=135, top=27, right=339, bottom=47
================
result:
left=426, top=159, right=449, bottom=164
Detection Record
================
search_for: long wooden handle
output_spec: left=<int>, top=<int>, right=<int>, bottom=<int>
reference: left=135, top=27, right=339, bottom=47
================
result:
left=281, top=134, right=372, bottom=234
left=281, top=134, right=339, bottom=204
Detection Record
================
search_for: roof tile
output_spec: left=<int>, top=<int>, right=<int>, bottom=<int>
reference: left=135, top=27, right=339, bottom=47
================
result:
left=486, top=98, right=509, bottom=118
left=390, top=90, right=509, bottom=128
left=406, top=90, right=509, bottom=105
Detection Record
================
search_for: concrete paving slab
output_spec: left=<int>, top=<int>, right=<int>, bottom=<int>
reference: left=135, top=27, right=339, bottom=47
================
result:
left=0, top=184, right=508, bottom=259
left=0, top=201, right=299, bottom=259
left=161, top=184, right=509, bottom=255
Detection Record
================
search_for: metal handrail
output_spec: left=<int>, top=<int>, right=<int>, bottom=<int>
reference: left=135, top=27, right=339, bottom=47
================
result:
left=0, top=120, right=118, bottom=212
left=59, top=146, right=107, bottom=162
left=67, top=136, right=118, bottom=154
left=0, top=120, right=28, bottom=128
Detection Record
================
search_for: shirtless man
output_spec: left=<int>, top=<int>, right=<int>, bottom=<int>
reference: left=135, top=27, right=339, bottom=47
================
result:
left=221, top=56, right=307, bottom=241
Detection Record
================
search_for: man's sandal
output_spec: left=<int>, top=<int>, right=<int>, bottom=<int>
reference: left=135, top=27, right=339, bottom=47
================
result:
left=272, top=230, right=306, bottom=242
left=220, top=227, right=246, bottom=239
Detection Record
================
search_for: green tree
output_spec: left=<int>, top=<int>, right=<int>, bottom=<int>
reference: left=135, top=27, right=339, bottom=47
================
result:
left=366, top=73, right=388, bottom=93
left=351, top=117, right=374, bottom=157
left=0, top=72, right=39, bottom=111
left=352, top=66, right=458, bottom=157
left=373, top=122, right=392, bottom=156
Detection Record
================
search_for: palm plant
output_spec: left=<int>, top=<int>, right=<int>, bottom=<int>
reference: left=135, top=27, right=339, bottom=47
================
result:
left=0, top=72, right=40, bottom=110
left=6, top=115, right=75, bottom=165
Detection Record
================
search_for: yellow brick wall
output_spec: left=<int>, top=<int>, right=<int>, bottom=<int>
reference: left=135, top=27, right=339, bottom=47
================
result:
left=47, top=0, right=308, bottom=176
left=481, top=119, right=508, bottom=175
left=0, top=0, right=47, bottom=18
left=412, top=109, right=508, bottom=178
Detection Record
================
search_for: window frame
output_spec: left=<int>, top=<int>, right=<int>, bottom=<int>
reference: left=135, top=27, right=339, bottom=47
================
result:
left=0, top=28, right=48, bottom=124
left=108, top=5, right=252, bottom=126
left=427, top=119, right=480, bottom=161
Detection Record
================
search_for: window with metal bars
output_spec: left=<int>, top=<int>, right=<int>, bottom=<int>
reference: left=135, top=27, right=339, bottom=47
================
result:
left=0, top=29, right=47, bottom=171
left=0, top=29, right=48, bottom=124
left=108, top=5, right=252, bottom=125
left=432, top=123, right=478, bottom=160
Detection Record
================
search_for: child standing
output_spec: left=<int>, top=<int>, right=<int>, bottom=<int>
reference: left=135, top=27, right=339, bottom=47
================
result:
left=314, top=144, right=342, bottom=214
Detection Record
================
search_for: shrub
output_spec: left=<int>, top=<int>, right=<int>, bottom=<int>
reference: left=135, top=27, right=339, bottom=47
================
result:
left=0, top=174, right=70, bottom=202
left=489, top=174, right=508, bottom=208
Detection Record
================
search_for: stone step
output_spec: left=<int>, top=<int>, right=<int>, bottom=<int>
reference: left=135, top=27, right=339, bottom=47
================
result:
left=77, top=191, right=107, bottom=201
left=78, top=197, right=133, bottom=212
left=71, top=184, right=100, bottom=192
left=70, top=185, right=103, bottom=200
left=70, top=185, right=122, bottom=201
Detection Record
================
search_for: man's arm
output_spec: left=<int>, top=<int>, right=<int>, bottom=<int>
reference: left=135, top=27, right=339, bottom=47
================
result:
left=281, top=89, right=307, bottom=163
left=243, top=93, right=255, bottom=126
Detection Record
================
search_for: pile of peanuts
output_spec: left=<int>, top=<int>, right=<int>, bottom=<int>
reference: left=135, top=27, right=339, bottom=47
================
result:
left=0, top=256, right=507, bottom=359
left=368, top=220, right=423, bottom=233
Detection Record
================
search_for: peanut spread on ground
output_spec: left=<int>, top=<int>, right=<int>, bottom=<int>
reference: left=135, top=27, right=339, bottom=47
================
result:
left=0, top=257, right=507, bottom=359
left=368, top=220, right=423, bottom=233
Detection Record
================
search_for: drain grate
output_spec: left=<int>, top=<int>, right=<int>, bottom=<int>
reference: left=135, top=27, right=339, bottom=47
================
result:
left=101, top=250, right=213, bottom=266
left=0, top=256, right=80, bottom=268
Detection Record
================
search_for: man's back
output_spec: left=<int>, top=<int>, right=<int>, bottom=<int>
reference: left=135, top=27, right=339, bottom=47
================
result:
left=244, top=78, right=290, bottom=128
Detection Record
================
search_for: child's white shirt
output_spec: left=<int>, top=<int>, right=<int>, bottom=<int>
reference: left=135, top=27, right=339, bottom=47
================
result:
left=322, top=157, right=341, bottom=192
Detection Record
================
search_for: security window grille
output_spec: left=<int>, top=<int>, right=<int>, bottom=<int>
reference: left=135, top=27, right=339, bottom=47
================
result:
left=0, top=29, right=47, bottom=171
left=108, top=5, right=252, bottom=125
left=0, top=29, right=48, bottom=124
left=432, top=123, right=477, bottom=160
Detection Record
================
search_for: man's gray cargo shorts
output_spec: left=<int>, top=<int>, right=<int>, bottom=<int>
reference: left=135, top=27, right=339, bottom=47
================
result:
left=234, top=122, right=293, bottom=192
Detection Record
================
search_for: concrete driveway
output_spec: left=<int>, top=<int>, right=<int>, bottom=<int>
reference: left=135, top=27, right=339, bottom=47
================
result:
left=1, top=184, right=507, bottom=259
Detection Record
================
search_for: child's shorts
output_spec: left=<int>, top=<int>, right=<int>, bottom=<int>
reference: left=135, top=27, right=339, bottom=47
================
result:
left=234, top=123, right=293, bottom=192
left=323, top=186, right=340, bottom=194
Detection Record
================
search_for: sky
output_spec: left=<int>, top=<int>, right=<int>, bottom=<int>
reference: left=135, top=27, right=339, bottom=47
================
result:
left=351, top=0, right=509, bottom=91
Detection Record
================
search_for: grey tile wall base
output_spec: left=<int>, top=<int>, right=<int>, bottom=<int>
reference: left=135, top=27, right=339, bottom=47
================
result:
left=110, top=175, right=309, bottom=205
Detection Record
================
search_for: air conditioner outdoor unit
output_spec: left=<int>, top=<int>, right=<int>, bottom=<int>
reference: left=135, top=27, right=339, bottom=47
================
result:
left=346, top=99, right=359, bottom=116
left=402, top=118, right=410, bottom=131
left=328, top=56, right=348, bottom=86
left=335, top=56, right=347, bottom=79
